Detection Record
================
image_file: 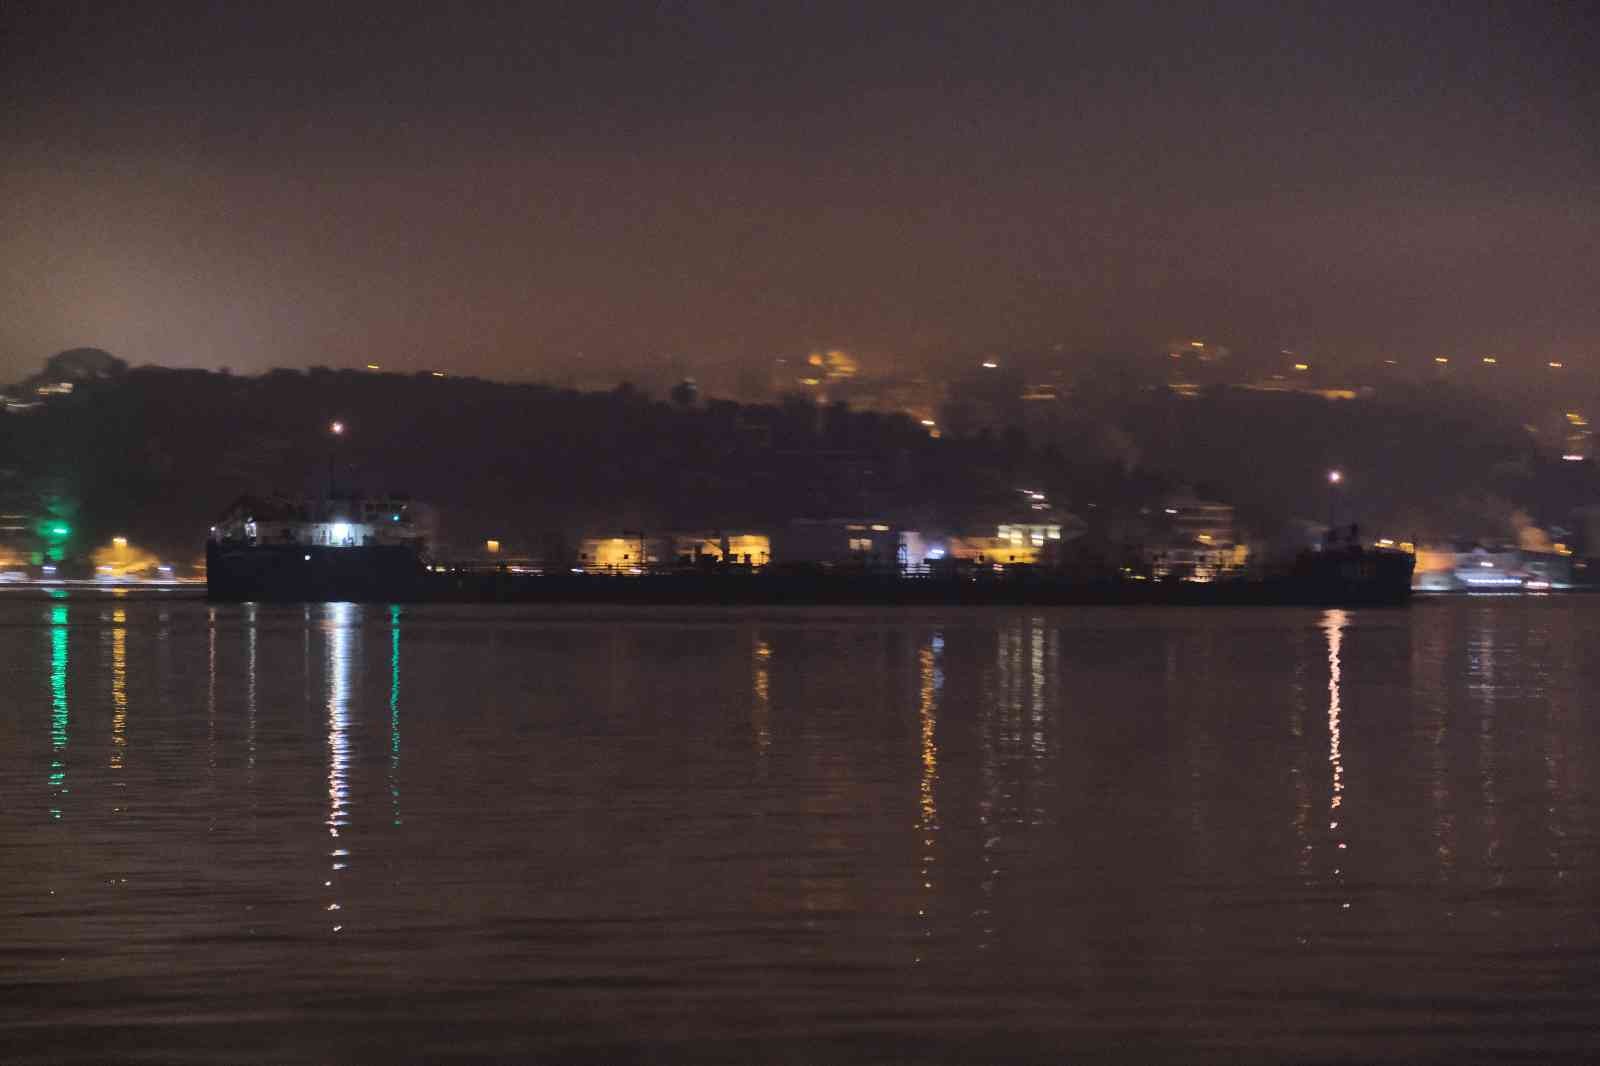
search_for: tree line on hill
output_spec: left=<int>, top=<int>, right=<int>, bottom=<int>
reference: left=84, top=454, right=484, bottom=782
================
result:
left=1, top=352, right=1593, bottom=568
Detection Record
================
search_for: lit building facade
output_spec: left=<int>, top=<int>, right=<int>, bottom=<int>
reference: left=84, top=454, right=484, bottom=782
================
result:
left=578, top=531, right=772, bottom=570
left=1146, top=495, right=1248, bottom=580
left=211, top=494, right=430, bottom=549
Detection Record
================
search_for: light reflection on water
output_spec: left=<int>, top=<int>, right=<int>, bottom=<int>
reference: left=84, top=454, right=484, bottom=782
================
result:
left=915, top=630, right=941, bottom=961
left=325, top=602, right=357, bottom=933
left=246, top=602, right=257, bottom=774
left=3, top=597, right=1600, bottom=1064
left=46, top=603, right=68, bottom=819
left=1323, top=608, right=1348, bottom=908
left=751, top=632, right=771, bottom=759
left=389, top=604, right=401, bottom=827
left=108, top=608, right=126, bottom=775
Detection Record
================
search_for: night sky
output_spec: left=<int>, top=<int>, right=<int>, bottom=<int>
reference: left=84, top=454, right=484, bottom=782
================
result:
left=4, top=1, right=1596, bottom=384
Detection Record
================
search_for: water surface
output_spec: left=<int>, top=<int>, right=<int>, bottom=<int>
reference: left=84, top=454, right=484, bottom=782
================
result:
left=3, top=596, right=1598, bottom=1063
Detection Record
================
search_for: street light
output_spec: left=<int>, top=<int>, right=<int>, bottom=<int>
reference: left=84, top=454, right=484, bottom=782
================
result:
left=1327, top=470, right=1344, bottom=535
left=329, top=420, right=345, bottom=435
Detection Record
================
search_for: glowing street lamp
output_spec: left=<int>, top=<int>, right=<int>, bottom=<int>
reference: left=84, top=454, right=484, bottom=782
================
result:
left=1328, top=470, right=1343, bottom=485
left=329, top=420, right=345, bottom=435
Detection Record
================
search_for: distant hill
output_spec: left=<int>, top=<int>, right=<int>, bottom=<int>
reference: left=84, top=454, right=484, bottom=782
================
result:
left=1, top=357, right=1594, bottom=565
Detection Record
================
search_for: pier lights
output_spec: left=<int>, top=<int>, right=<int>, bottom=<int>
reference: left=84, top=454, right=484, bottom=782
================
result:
left=1327, top=470, right=1343, bottom=485
left=1326, top=470, right=1344, bottom=533
left=329, top=420, right=345, bottom=435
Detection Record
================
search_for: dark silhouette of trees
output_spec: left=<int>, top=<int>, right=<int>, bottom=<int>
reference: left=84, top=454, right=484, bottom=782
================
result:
left=2, top=352, right=1592, bottom=565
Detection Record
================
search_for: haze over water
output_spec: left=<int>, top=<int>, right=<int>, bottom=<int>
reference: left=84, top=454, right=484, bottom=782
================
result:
left=3, top=596, right=1598, bottom=1064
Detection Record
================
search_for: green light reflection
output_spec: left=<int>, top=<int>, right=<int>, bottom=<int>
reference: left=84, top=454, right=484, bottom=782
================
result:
left=48, top=605, right=68, bottom=818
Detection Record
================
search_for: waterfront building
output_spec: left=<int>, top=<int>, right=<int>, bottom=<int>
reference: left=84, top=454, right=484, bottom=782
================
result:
left=1145, top=494, right=1248, bottom=581
left=771, top=519, right=902, bottom=569
left=578, top=531, right=772, bottom=570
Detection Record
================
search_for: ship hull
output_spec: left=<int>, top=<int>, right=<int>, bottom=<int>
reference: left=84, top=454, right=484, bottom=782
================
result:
left=206, top=542, right=432, bottom=603
left=207, top=543, right=1414, bottom=607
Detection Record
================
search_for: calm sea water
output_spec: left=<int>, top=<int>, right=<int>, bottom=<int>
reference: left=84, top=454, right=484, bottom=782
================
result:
left=2, top=594, right=1598, bottom=1064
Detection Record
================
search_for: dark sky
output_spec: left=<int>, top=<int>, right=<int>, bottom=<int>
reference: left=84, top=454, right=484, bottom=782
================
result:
left=4, top=1, right=1596, bottom=384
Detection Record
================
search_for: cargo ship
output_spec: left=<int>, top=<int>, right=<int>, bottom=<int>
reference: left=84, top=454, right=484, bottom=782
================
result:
left=205, top=496, right=1414, bottom=606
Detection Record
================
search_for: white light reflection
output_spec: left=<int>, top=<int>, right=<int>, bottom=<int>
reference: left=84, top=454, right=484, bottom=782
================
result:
left=1469, top=611, right=1503, bottom=894
left=207, top=608, right=218, bottom=782
left=1541, top=618, right=1575, bottom=883
left=1288, top=631, right=1312, bottom=877
left=240, top=604, right=255, bottom=778
left=325, top=603, right=359, bottom=931
left=1418, top=614, right=1455, bottom=881
left=1324, top=610, right=1345, bottom=818
left=1322, top=609, right=1349, bottom=907
left=389, top=605, right=401, bottom=827
left=914, top=631, right=943, bottom=964
left=1027, top=617, right=1049, bottom=824
left=977, top=623, right=1020, bottom=952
